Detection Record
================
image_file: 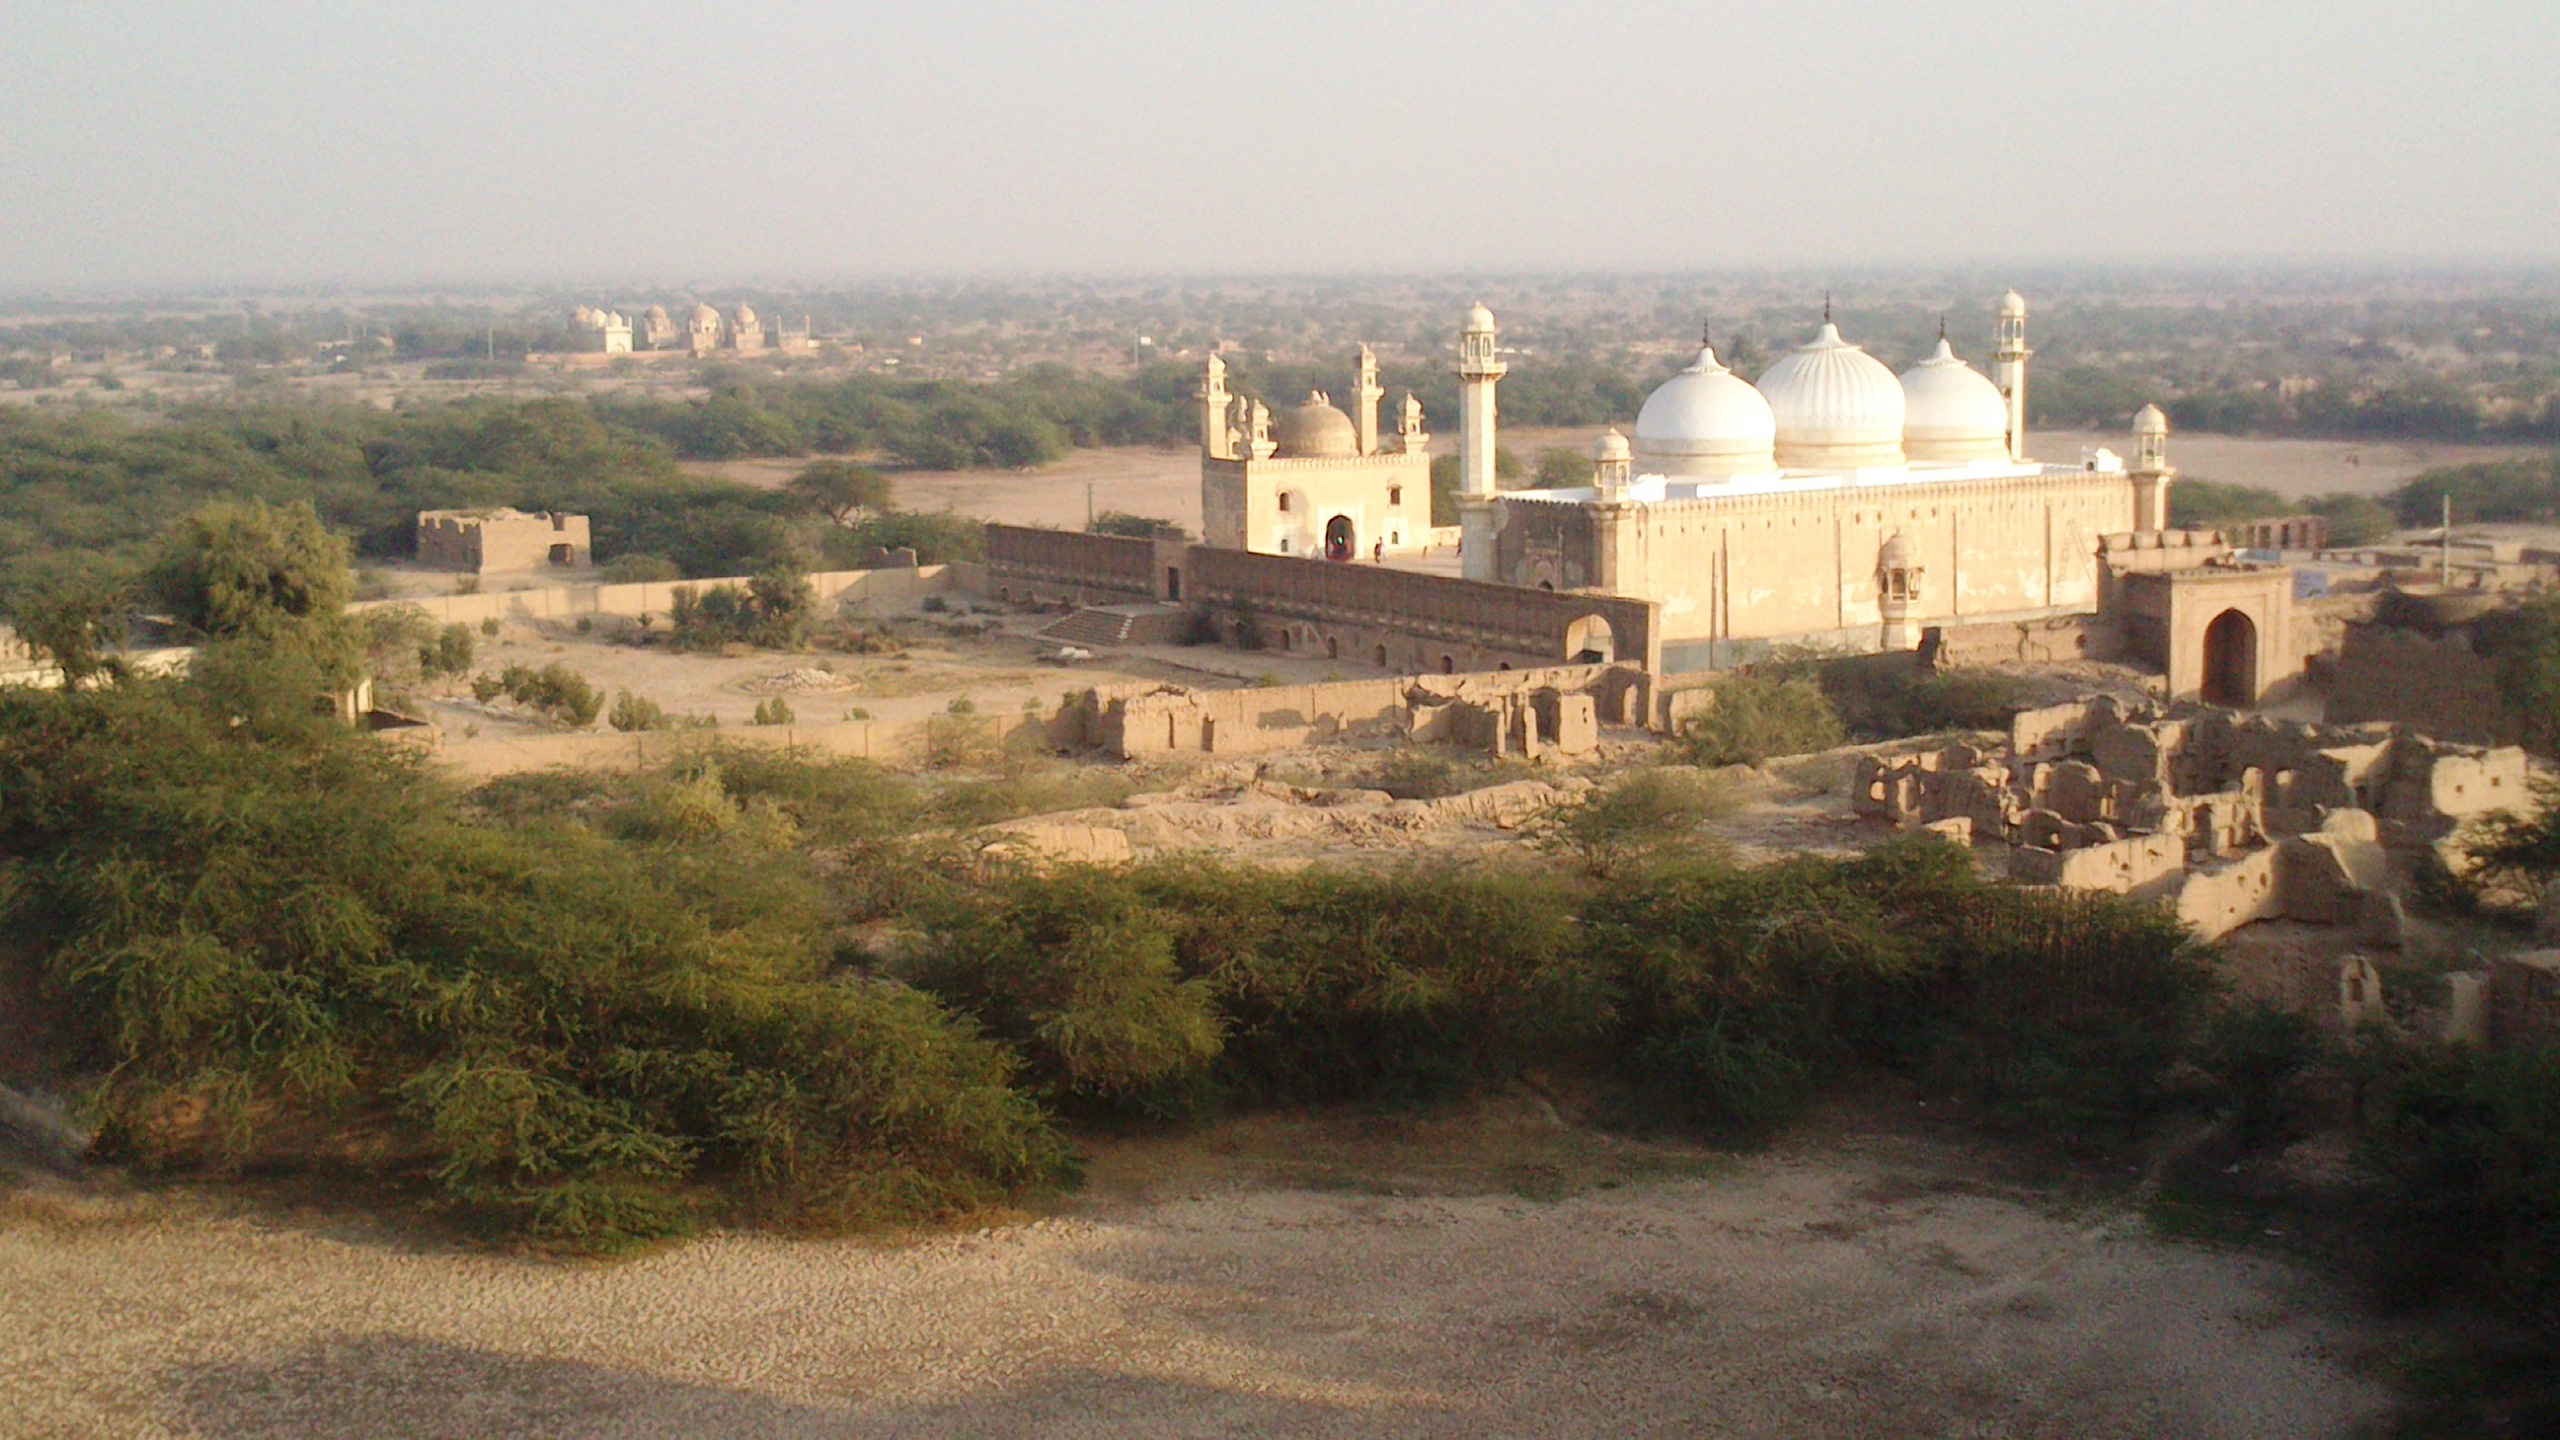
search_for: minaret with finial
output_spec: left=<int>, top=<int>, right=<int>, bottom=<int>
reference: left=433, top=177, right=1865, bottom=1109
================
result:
left=1992, top=290, right=2031, bottom=461
left=1456, top=301, right=1507, bottom=581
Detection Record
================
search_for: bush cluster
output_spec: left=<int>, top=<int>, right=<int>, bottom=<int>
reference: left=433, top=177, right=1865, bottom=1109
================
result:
left=667, top=571, right=816, bottom=651
left=471, top=662, right=603, bottom=727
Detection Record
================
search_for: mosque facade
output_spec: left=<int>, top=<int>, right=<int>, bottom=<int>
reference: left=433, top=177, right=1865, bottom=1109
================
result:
left=1197, top=346, right=1436, bottom=561
left=1448, top=294, right=2174, bottom=668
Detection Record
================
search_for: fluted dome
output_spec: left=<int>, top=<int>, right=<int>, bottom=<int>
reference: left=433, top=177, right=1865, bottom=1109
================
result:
left=2133, top=403, right=2168, bottom=436
left=1463, top=302, right=1496, bottom=334
left=1899, top=338, right=2011, bottom=462
left=1593, top=427, right=1632, bottom=463
left=1757, top=323, right=1906, bottom=470
left=1634, top=346, right=1777, bottom=480
left=1273, top=392, right=1359, bottom=459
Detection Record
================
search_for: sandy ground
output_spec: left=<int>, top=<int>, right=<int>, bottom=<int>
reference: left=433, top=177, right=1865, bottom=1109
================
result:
left=0, top=1108, right=2388, bottom=1440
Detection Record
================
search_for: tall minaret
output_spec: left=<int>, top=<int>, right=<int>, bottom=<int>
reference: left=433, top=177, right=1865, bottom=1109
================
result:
left=1352, top=344, right=1383, bottom=457
left=1457, top=302, right=1506, bottom=581
left=2129, top=403, right=2174, bottom=533
left=1991, top=290, right=2031, bottom=462
left=1199, top=354, right=1233, bottom=460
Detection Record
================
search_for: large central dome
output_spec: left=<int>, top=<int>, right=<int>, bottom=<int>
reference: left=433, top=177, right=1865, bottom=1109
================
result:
left=1756, top=323, right=1906, bottom=470
left=1633, top=346, right=1776, bottom=481
left=1274, top=392, right=1359, bottom=459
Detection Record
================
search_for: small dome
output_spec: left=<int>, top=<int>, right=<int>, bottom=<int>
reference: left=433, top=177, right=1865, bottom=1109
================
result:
left=2133, top=403, right=2168, bottom=436
left=645, top=304, right=671, bottom=322
left=1273, top=392, right=1359, bottom=459
left=1757, top=323, right=1906, bottom=470
left=1899, top=338, right=2012, bottom=462
left=733, top=304, right=759, bottom=328
left=1634, top=346, right=1777, bottom=480
left=572, top=305, right=599, bottom=326
left=692, top=303, right=721, bottom=324
left=1998, top=290, right=2028, bottom=318
left=1593, top=427, right=1632, bottom=463
left=1880, top=530, right=1918, bottom=567
left=1463, top=302, right=1496, bottom=334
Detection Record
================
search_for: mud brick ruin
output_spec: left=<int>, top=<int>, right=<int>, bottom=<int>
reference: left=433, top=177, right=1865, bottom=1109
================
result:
left=1854, top=695, right=2532, bottom=942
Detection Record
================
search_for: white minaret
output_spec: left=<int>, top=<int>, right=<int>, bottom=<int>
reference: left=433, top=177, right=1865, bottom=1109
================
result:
left=1199, top=354, right=1233, bottom=461
left=1457, top=302, right=1506, bottom=581
left=1353, top=344, right=1383, bottom=457
left=1991, top=290, right=2031, bottom=462
left=2130, top=403, right=2174, bottom=533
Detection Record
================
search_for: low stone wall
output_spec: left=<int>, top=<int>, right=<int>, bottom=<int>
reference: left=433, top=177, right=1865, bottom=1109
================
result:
left=354, top=564, right=963, bottom=628
left=434, top=710, right=1060, bottom=780
left=1080, top=663, right=1633, bottom=760
left=1921, top=613, right=2118, bottom=670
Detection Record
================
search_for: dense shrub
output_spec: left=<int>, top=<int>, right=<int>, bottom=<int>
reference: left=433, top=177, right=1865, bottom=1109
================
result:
left=667, top=570, right=816, bottom=651
left=473, top=662, right=604, bottom=727
left=1532, top=768, right=1734, bottom=879
left=1677, top=673, right=1846, bottom=765
left=2358, top=1039, right=2560, bottom=1329
left=0, top=676, right=1064, bottom=1249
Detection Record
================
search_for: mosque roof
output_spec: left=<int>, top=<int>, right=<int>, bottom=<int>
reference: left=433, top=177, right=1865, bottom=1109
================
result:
left=1273, top=392, right=1360, bottom=459
left=1757, top=323, right=1905, bottom=453
left=1898, top=338, right=2010, bottom=448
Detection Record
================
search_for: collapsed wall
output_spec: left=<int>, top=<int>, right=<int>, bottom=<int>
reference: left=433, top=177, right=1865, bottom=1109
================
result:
left=1855, top=694, right=2534, bottom=941
left=1071, top=664, right=1630, bottom=762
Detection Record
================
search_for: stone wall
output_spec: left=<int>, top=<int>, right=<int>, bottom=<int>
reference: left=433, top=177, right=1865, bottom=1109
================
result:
left=2326, top=621, right=2515, bottom=745
left=982, top=525, right=1161, bottom=605
left=353, top=564, right=965, bottom=628
left=1184, top=547, right=1663, bottom=675
left=1077, top=663, right=1632, bottom=760
left=434, top=709, right=1064, bottom=780
left=416, top=510, right=592, bottom=574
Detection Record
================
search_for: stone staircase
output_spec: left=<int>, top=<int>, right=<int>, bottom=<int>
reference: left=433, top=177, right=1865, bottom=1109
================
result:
left=1040, top=608, right=1141, bottom=647
left=1038, top=603, right=1189, bottom=649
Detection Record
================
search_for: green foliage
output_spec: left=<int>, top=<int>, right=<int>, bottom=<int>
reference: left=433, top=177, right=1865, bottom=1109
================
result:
left=2475, top=594, right=2560, bottom=756
left=2392, top=454, right=2560, bottom=527
left=751, top=696, right=796, bottom=726
left=2198, top=1005, right=2329, bottom=1150
left=599, top=553, right=682, bottom=584
left=2170, top=478, right=2291, bottom=530
left=786, top=460, right=890, bottom=523
left=831, top=509, right=985, bottom=566
left=148, top=499, right=361, bottom=686
left=1356, top=749, right=1464, bottom=800
left=480, top=662, right=604, bottom=727
left=421, top=623, right=474, bottom=679
left=1087, top=510, right=1185, bottom=540
left=0, top=676, right=1064, bottom=1249
left=667, top=571, right=816, bottom=651
left=1813, top=661, right=2030, bottom=741
left=1533, top=446, right=1595, bottom=488
left=1677, top=673, right=1847, bottom=766
left=0, top=552, right=134, bottom=686
left=608, top=691, right=667, bottom=732
left=1533, top=768, right=1734, bottom=879
left=2356, top=1038, right=2560, bottom=1327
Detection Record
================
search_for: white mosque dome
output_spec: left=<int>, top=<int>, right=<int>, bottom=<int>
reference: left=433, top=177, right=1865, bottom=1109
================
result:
left=1274, top=392, right=1360, bottom=459
left=1757, top=322, right=1906, bottom=470
left=691, top=303, right=721, bottom=325
left=1463, top=302, right=1496, bottom=333
left=1899, top=338, right=2012, bottom=463
left=1633, top=346, right=1776, bottom=480
left=733, top=304, right=760, bottom=328
left=1999, top=289, right=2028, bottom=318
left=2134, top=402, right=2168, bottom=436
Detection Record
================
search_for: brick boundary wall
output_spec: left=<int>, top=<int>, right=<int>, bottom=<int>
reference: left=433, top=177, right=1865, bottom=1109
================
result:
left=983, top=525, right=1158, bottom=605
left=1184, top=546, right=1662, bottom=674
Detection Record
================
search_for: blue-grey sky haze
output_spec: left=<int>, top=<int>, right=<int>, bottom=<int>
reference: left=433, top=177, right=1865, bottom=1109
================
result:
left=2, top=0, right=2555, bottom=289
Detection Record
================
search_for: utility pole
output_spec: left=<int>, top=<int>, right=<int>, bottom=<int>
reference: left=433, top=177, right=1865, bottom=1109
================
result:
left=2441, top=494, right=2453, bottom=587
left=1086, top=482, right=1095, bottom=531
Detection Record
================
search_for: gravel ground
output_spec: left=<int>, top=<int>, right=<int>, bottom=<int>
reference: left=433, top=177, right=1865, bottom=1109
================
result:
left=0, top=1120, right=2387, bottom=1440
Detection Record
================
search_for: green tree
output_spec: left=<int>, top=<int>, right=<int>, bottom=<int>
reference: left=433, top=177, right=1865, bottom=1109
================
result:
left=147, top=500, right=361, bottom=686
left=786, top=460, right=891, bottom=524
left=0, top=554, right=133, bottom=687
left=1533, top=446, right=1595, bottom=488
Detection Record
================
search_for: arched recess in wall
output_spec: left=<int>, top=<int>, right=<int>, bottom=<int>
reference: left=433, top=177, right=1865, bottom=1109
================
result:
left=2202, top=608, right=2257, bottom=707
left=1565, top=614, right=1616, bottom=664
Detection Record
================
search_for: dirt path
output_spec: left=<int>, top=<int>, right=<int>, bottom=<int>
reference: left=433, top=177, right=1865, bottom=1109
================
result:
left=0, top=1118, right=2387, bottom=1439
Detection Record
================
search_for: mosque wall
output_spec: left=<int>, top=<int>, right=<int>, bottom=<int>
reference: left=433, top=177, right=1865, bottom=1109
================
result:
left=1204, top=454, right=1432, bottom=558
left=1498, top=468, right=2133, bottom=655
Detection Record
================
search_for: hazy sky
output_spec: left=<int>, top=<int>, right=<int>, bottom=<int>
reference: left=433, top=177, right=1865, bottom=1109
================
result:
left=4, top=0, right=2555, bottom=289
